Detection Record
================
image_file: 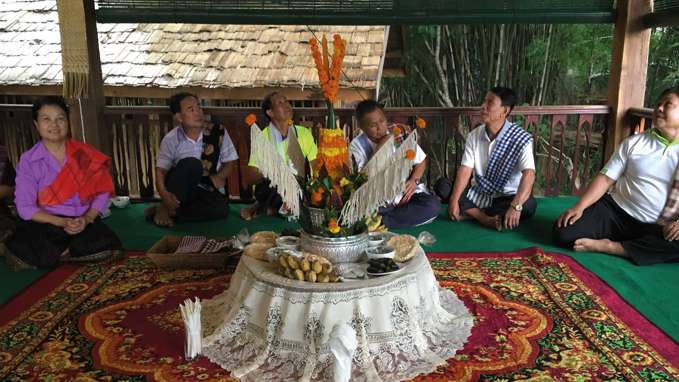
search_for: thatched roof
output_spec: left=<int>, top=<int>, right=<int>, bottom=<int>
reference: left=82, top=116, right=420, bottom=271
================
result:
left=0, top=0, right=386, bottom=90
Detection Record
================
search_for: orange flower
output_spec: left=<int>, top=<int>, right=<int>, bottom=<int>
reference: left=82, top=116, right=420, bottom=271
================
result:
left=287, top=118, right=293, bottom=127
left=416, top=117, right=427, bottom=129
left=245, top=113, right=257, bottom=126
left=328, top=218, right=340, bottom=234
left=311, top=191, right=324, bottom=206
left=405, top=149, right=416, bottom=161
left=309, top=33, right=345, bottom=105
left=392, top=126, right=402, bottom=136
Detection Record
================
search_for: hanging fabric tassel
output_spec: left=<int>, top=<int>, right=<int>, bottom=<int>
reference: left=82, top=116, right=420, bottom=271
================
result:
left=250, top=123, right=302, bottom=217
left=340, top=132, right=419, bottom=225
left=361, top=136, right=396, bottom=178
left=56, top=0, right=90, bottom=98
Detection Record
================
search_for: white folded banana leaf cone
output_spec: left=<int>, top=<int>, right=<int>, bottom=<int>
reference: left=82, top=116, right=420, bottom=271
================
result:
left=340, top=131, right=418, bottom=226
left=249, top=122, right=303, bottom=218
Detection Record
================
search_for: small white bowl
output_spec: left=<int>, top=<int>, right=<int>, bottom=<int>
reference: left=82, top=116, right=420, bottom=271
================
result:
left=276, top=236, right=300, bottom=250
left=365, top=245, right=395, bottom=260
left=110, top=196, right=130, bottom=208
left=368, top=232, right=385, bottom=247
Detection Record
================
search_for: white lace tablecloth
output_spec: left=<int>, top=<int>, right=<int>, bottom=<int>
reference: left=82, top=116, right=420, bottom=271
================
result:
left=200, top=246, right=474, bottom=382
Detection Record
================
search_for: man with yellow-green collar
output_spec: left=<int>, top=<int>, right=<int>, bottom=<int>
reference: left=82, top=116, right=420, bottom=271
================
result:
left=554, top=86, right=679, bottom=265
left=240, top=92, right=317, bottom=220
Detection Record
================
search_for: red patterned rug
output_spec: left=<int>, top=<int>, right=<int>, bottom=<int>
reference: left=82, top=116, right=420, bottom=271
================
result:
left=1, top=248, right=677, bottom=381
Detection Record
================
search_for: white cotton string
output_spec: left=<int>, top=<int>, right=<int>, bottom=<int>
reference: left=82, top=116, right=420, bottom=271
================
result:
left=340, top=132, right=418, bottom=226
left=250, top=123, right=302, bottom=217
left=361, top=135, right=396, bottom=178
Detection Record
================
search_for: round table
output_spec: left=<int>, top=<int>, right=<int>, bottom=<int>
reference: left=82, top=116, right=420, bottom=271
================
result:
left=200, top=245, right=473, bottom=382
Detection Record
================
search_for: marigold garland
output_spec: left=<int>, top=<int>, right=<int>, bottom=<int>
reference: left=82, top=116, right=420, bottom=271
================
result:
left=392, top=126, right=402, bottom=136
left=416, top=117, right=427, bottom=129
left=406, top=149, right=416, bottom=161
left=245, top=113, right=257, bottom=126
left=327, top=217, right=341, bottom=234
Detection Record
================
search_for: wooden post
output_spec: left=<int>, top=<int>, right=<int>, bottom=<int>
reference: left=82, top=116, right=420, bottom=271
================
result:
left=63, top=0, right=109, bottom=157
left=605, top=0, right=652, bottom=160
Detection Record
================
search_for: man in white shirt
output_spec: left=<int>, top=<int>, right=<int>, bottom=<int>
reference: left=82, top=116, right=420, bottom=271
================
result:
left=349, top=100, right=440, bottom=228
left=149, top=92, right=238, bottom=227
left=554, top=86, right=679, bottom=265
left=438, top=87, right=536, bottom=230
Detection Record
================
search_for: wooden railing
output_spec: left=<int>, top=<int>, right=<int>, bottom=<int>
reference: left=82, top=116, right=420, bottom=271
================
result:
left=0, top=104, right=610, bottom=200
left=627, top=107, right=654, bottom=135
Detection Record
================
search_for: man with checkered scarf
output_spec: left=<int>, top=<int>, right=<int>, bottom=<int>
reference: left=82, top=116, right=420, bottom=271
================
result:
left=437, top=87, right=537, bottom=231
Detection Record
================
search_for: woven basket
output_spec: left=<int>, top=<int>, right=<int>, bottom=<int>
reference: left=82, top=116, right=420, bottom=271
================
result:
left=146, top=236, right=240, bottom=269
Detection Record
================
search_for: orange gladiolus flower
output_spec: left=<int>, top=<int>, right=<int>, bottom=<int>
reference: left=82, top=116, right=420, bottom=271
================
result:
left=416, top=117, right=427, bottom=129
left=309, top=34, right=345, bottom=105
left=406, top=149, right=416, bottom=161
left=328, top=218, right=340, bottom=234
left=245, top=113, right=257, bottom=126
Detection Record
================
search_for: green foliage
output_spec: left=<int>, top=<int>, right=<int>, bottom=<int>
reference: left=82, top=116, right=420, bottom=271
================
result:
left=646, top=27, right=679, bottom=105
left=382, top=24, right=677, bottom=107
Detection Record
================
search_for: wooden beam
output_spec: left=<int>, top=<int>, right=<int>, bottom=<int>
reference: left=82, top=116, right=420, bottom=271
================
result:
left=64, top=0, right=110, bottom=156
left=0, top=85, right=62, bottom=96
left=605, top=0, right=652, bottom=160
left=101, top=86, right=374, bottom=102
left=643, top=11, right=679, bottom=28
left=0, top=85, right=375, bottom=105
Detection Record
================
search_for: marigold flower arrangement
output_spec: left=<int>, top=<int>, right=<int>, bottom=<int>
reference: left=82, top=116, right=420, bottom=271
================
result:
left=288, top=34, right=359, bottom=236
left=245, top=33, right=420, bottom=238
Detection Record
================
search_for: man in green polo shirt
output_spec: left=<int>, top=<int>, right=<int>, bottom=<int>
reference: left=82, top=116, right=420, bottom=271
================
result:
left=240, top=92, right=317, bottom=220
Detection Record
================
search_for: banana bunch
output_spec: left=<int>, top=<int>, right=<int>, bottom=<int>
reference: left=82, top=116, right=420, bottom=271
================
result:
left=366, top=214, right=387, bottom=232
left=277, top=253, right=339, bottom=283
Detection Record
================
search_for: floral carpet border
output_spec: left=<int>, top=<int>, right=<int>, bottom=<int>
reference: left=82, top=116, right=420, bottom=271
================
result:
left=429, top=247, right=679, bottom=369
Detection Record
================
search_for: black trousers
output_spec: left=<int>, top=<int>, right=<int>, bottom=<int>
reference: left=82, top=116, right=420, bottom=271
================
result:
left=0, top=208, right=15, bottom=242
left=7, top=218, right=122, bottom=268
left=166, top=158, right=230, bottom=223
left=252, top=179, right=283, bottom=214
left=553, top=194, right=679, bottom=265
left=435, top=178, right=537, bottom=221
left=379, top=192, right=441, bottom=229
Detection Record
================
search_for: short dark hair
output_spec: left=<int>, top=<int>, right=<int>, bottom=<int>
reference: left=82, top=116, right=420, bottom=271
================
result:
left=169, top=92, right=198, bottom=114
left=489, top=86, right=518, bottom=114
left=261, top=92, right=281, bottom=121
left=32, top=96, right=69, bottom=122
left=355, top=99, right=384, bottom=122
left=659, top=86, right=679, bottom=101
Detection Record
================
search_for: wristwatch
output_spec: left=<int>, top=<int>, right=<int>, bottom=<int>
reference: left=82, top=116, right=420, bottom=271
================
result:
left=510, top=202, right=523, bottom=212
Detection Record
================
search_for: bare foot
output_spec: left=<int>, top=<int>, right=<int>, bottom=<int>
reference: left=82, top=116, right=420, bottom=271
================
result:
left=573, top=238, right=626, bottom=255
left=153, top=204, right=174, bottom=227
left=240, top=205, right=258, bottom=221
left=479, top=214, right=502, bottom=231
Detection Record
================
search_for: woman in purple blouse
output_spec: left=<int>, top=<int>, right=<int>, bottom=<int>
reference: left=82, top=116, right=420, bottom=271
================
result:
left=5, top=96, right=122, bottom=270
